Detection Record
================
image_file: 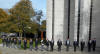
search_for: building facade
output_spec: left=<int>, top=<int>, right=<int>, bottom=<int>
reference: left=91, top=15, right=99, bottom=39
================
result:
left=46, top=0, right=100, bottom=47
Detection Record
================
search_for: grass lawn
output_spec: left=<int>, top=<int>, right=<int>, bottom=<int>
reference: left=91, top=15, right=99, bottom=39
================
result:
left=0, top=39, right=2, bottom=44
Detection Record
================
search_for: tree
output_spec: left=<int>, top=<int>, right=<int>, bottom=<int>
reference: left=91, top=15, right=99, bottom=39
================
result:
left=9, top=0, right=36, bottom=37
left=41, top=20, right=46, bottom=31
left=0, top=8, right=9, bottom=32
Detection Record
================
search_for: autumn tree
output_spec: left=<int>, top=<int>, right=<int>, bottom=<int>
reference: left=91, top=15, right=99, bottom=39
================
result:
left=9, top=0, right=36, bottom=37
left=0, top=8, right=9, bottom=32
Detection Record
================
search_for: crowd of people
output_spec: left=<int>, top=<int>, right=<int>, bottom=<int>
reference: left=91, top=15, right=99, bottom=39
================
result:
left=1, top=37, right=96, bottom=52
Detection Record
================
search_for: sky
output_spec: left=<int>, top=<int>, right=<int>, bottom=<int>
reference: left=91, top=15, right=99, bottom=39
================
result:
left=0, top=0, right=46, bottom=20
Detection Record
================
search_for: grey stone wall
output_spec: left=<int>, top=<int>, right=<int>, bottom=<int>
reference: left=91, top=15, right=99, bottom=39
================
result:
left=92, top=0, right=100, bottom=47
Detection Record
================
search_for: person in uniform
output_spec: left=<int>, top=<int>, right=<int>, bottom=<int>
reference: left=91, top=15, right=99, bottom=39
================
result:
left=8, top=38, right=10, bottom=48
left=5, top=38, right=8, bottom=47
left=18, top=38, right=21, bottom=49
left=14, top=38, right=17, bottom=49
left=73, top=40, right=78, bottom=52
left=9, top=38, right=12, bottom=48
left=2, top=36, right=6, bottom=47
left=57, top=39, right=62, bottom=51
left=50, top=39, right=54, bottom=51
left=41, top=40, right=44, bottom=51
left=46, top=39, right=49, bottom=51
left=92, top=38, right=96, bottom=52
left=65, top=38, right=70, bottom=51
left=29, top=38, right=33, bottom=51
left=80, top=39, right=85, bottom=51
left=23, top=38, right=27, bottom=50
left=35, top=38, right=38, bottom=51
left=88, top=39, right=92, bottom=52
left=11, top=38, right=14, bottom=48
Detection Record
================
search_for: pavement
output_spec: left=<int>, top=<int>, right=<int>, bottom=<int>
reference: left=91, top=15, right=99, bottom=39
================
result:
left=0, top=44, right=100, bottom=54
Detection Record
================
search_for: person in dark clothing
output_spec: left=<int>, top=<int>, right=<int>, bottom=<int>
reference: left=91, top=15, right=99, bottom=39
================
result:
left=2, top=36, right=6, bottom=47
left=11, top=38, right=14, bottom=48
left=9, top=38, right=12, bottom=48
left=35, top=38, right=38, bottom=51
left=73, top=40, right=77, bottom=52
left=88, top=39, right=92, bottom=52
left=5, top=38, right=8, bottom=47
left=65, top=38, right=70, bottom=51
left=92, top=38, right=96, bottom=52
left=46, top=39, right=49, bottom=51
left=14, top=38, right=17, bottom=49
left=18, top=38, right=21, bottom=49
left=80, top=39, right=85, bottom=51
left=41, top=40, right=44, bottom=51
left=50, top=39, right=54, bottom=51
left=57, top=39, right=62, bottom=51
left=29, top=38, right=33, bottom=51
left=23, top=38, right=27, bottom=50
left=8, top=38, right=10, bottom=48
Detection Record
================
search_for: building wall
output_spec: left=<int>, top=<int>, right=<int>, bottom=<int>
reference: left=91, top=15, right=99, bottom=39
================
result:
left=92, top=0, right=100, bottom=47
left=47, top=0, right=100, bottom=47
left=79, top=0, right=91, bottom=43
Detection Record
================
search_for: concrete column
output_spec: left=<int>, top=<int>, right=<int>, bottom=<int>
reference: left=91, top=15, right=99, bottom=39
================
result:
left=54, top=0, right=64, bottom=45
left=74, top=0, right=79, bottom=41
left=80, top=0, right=91, bottom=42
left=46, top=0, right=53, bottom=41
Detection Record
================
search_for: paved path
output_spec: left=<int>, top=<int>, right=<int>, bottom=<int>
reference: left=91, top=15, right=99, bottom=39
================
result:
left=0, top=45, right=100, bottom=54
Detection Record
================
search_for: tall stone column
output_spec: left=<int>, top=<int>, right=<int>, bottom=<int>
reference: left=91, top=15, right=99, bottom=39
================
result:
left=46, top=0, right=53, bottom=41
left=54, top=0, right=64, bottom=45
left=80, top=0, right=91, bottom=42
left=74, top=0, right=79, bottom=41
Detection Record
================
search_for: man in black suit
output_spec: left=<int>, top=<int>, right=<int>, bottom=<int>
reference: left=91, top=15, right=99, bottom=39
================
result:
left=23, top=38, right=27, bottom=50
left=29, top=38, right=33, bottom=51
left=50, top=39, right=54, bottom=51
left=73, top=40, right=77, bottom=52
left=14, top=38, right=17, bottom=49
left=46, top=39, right=49, bottom=51
left=5, top=38, right=8, bottom=47
left=92, top=38, right=96, bottom=51
left=88, top=39, right=92, bottom=52
left=18, top=38, right=21, bottom=49
left=80, top=39, right=85, bottom=51
left=65, top=38, right=70, bottom=51
left=35, top=38, right=38, bottom=51
left=57, top=39, right=62, bottom=51
left=8, top=38, right=10, bottom=48
left=11, top=38, right=14, bottom=48
left=2, top=36, right=6, bottom=47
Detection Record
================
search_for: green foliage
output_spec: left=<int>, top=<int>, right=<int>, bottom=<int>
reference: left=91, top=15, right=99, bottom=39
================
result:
left=0, top=0, right=42, bottom=38
left=8, top=0, right=37, bottom=34
left=0, top=39, right=2, bottom=44
left=41, top=20, right=46, bottom=31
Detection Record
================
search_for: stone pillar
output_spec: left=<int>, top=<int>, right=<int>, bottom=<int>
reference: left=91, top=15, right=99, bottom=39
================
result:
left=54, top=0, right=64, bottom=45
left=46, top=0, right=53, bottom=41
left=80, top=0, right=91, bottom=42
left=74, top=0, right=79, bottom=41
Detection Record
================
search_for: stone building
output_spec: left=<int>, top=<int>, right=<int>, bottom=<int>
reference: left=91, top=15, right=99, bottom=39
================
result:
left=46, top=0, right=100, bottom=47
